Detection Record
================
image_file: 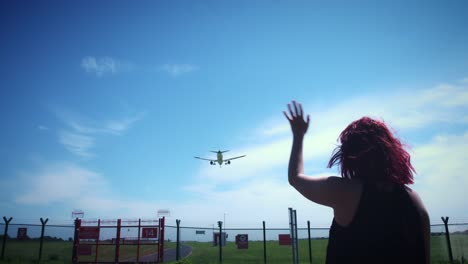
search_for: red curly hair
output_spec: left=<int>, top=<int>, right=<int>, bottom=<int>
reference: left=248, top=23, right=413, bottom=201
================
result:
left=327, top=117, right=415, bottom=185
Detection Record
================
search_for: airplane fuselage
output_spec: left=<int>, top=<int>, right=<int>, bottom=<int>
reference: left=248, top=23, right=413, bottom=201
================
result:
left=194, top=150, right=245, bottom=167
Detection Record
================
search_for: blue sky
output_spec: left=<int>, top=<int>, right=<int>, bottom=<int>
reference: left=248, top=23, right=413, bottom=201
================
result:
left=0, top=1, right=467, bottom=228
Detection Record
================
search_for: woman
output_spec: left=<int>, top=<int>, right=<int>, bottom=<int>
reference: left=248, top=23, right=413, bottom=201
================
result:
left=284, top=101, right=430, bottom=263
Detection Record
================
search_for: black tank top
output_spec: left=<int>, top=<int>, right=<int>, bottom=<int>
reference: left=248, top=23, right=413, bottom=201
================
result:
left=326, top=183, right=425, bottom=264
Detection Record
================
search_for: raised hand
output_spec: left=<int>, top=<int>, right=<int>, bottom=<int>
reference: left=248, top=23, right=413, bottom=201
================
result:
left=283, top=100, right=310, bottom=137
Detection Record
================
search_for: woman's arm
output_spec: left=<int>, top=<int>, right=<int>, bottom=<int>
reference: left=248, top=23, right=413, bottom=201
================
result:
left=283, top=101, right=310, bottom=183
left=284, top=101, right=354, bottom=208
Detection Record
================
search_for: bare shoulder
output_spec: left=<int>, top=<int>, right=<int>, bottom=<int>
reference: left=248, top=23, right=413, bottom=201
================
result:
left=405, top=187, right=430, bottom=233
left=322, top=176, right=363, bottom=206
left=331, top=177, right=363, bottom=227
left=404, top=187, right=430, bottom=263
left=405, top=187, right=429, bottom=216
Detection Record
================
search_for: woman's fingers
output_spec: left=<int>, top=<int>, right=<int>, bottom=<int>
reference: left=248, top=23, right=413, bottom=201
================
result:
left=288, top=103, right=294, bottom=118
left=287, top=101, right=307, bottom=121
left=293, top=101, right=299, bottom=117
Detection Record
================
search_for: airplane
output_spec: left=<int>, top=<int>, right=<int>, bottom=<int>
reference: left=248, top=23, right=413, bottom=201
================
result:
left=194, top=150, right=246, bottom=167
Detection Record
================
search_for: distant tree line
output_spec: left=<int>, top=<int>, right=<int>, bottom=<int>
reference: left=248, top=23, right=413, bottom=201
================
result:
left=430, top=229, right=468, bottom=236
left=0, top=234, right=68, bottom=242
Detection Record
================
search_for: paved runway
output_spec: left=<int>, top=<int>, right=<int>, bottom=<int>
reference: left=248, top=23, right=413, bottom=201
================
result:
left=135, top=244, right=193, bottom=262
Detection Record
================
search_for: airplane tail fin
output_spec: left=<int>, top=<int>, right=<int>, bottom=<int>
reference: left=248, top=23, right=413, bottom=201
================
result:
left=211, top=150, right=229, bottom=153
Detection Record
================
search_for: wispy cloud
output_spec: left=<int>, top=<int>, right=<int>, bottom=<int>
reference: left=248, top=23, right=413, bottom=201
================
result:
left=61, top=113, right=145, bottom=136
left=16, top=163, right=108, bottom=205
left=250, top=79, right=468, bottom=142
left=54, top=109, right=145, bottom=157
left=412, top=132, right=468, bottom=222
left=80, top=57, right=198, bottom=78
left=59, top=131, right=95, bottom=158
left=81, top=56, right=133, bottom=77
left=12, top=162, right=164, bottom=219
left=102, top=112, right=146, bottom=135
left=14, top=161, right=321, bottom=226
left=160, top=64, right=198, bottom=77
left=38, top=125, right=49, bottom=131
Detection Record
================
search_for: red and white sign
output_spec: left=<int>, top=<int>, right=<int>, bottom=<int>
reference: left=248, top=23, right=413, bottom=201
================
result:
left=142, top=227, right=158, bottom=238
left=77, top=244, right=93, bottom=256
left=79, top=226, right=100, bottom=239
left=279, top=234, right=292, bottom=245
left=17, top=228, right=28, bottom=240
left=235, top=234, right=248, bottom=249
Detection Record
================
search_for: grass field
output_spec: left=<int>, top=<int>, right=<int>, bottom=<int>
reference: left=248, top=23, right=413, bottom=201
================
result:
left=0, top=241, right=170, bottom=264
left=168, top=235, right=467, bottom=264
left=0, top=235, right=466, bottom=263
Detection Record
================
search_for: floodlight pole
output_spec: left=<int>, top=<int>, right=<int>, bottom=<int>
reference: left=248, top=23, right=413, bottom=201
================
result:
left=1, top=217, right=12, bottom=260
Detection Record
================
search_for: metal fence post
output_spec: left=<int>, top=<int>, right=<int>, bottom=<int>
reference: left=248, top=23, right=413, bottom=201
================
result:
left=176, top=219, right=181, bottom=261
left=441, top=217, right=453, bottom=263
left=289, top=208, right=299, bottom=264
left=263, top=221, right=267, bottom=264
left=72, top=218, right=81, bottom=263
left=95, top=219, right=101, bottom=263
left=137, top=219, right=141, bottom=262
left=218, top=221, right=223, bottom=263
left=308, top=220, right=312, bottom=264
left=160, top=217, right=165, bottom=262
left=115, top=219, right=122, bottom=263
left=293, top=210, right=298, bottom=263
left=38, top=218, right=49, bottom=261
left=158, top=217, right=166, bottom=263
left=1, top=217, right=12, bottom=260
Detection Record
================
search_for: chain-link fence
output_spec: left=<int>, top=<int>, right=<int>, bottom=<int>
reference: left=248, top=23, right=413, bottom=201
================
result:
left=0, top=221, right=74, bottom=262
left=1, top=218, right=467, bottom=263
left=167, top=220, right=467, bottom=264
left=165, top=224, right=329, bottom=263
left=451, top=223, right=468, bottom=262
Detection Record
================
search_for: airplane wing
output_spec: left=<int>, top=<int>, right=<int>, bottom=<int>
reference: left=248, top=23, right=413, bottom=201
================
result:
left=194, top=156, right=216, bottom=162
left=224, top=155, right=246, bottom=161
